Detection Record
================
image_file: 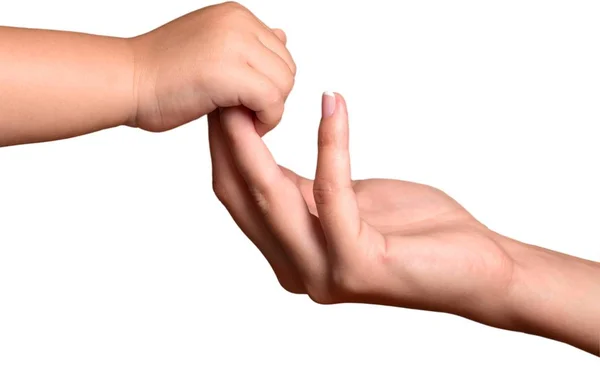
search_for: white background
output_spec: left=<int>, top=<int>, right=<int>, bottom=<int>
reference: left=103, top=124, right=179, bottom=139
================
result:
left=1, top=0, right=599, bottom=373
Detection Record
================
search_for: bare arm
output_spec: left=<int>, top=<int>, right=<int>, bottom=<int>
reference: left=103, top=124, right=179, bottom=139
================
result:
left=0, top=2, right=296, bottom=147
left=0, top=26, right=134, bottom=146
left=501, top=236, right=600, bottom=355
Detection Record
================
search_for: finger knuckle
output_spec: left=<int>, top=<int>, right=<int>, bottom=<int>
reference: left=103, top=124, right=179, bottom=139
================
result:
left=312, top=180, right=338, bottom=206
left=306, top=285, right=335, bottom=305
left=220, top=2, right=250, bottom=21
left=277, top=277, right=305, bottom=295
left=264, top=85, right=284, bottom=107
left=317, top=127, right=338, bottom=149
left=221, top=1, right=244, bottom=10
left=248, top=185, right=271, bottom=215
left=212, top=179, right=231, bottom=205
left=289, top=60, right=298, bottom=76
left=331, top=264, right=368, bottom=297
left=283, top=74, right=295, bottom=95
left=209, top=3, right=245, bottom=29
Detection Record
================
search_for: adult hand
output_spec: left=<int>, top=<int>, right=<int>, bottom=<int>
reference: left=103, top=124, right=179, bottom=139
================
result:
left=208, top=93, right=600, bottom=355
left=209, top=93, right=513, bottom=309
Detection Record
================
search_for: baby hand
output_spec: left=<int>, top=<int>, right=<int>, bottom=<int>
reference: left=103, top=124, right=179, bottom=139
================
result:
left=129, top=1, right=296, bottom=134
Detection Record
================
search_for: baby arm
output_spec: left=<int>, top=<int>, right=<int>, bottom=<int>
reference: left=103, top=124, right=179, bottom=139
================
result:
left=0, top=2, right=295, bottom=147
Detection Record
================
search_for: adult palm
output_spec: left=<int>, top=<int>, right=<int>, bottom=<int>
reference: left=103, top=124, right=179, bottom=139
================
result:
left=209, top=93, right=515, bottom=318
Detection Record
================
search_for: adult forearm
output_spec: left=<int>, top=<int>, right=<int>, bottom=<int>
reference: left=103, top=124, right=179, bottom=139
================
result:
left=0, top=26, right=134, bottom=146
left=496, top=235, right=599, bottom=355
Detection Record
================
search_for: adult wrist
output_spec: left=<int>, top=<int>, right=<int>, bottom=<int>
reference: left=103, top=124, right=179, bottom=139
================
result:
left=122, top=36, right=142, bottom=128
left=501, top=236, right=600, bottom=355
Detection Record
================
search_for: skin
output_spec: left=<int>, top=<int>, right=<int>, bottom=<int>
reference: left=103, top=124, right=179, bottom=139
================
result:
left=209, top=93, right=600, bottom=356
left=0, top=2, right=295, bottom=147
left=1, top=0, right=597, bottom=356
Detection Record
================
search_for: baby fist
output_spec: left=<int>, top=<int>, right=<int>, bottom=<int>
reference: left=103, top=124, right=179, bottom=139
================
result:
left=129, top=2, right=296, bottom=134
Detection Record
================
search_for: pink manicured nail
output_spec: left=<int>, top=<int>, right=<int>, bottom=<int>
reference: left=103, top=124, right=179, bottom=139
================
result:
left=322, top=91, right=336, bottom=118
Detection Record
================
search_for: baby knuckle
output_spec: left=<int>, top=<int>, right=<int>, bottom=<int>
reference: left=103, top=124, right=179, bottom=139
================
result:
left=283, top=74, right=295, bottom=95
left=221, top=1, right=244, bottom=11
left=219, top=2, right=249, bottom=20
left=263, top=86, right=283, bottom=106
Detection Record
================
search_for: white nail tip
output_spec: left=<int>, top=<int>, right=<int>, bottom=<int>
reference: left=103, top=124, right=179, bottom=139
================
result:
left=323, top=91, right=335, bottom=98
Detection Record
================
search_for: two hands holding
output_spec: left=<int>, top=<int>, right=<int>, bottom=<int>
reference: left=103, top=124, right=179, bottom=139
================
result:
left=1, top=2, right=598, bottom=355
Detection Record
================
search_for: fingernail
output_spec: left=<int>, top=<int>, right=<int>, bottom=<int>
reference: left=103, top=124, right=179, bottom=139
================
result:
left=322, top=91, right=336, bottom=118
